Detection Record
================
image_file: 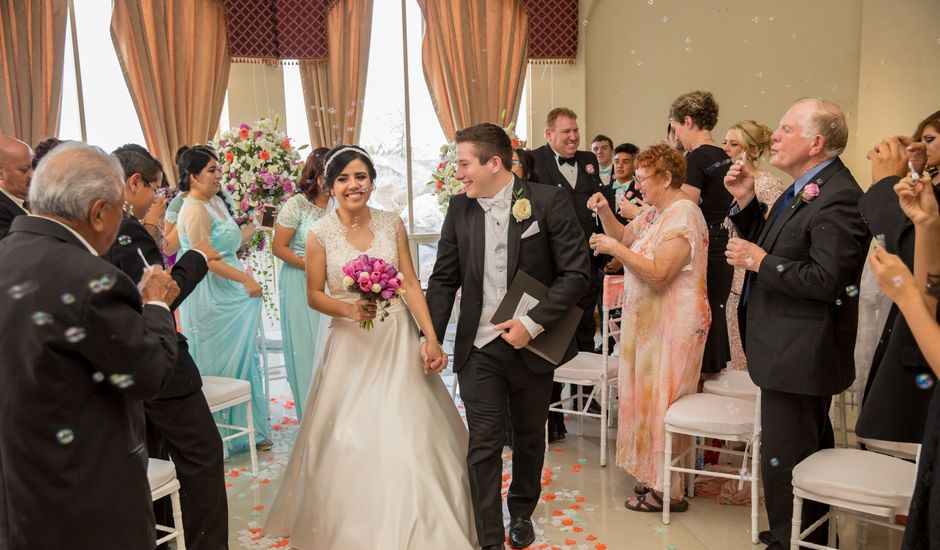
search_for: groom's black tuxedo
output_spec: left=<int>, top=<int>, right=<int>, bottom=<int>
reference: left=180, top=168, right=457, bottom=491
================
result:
left=426, top=178, right=591, bottom=373
left=426, top=177, right=590, bottom=546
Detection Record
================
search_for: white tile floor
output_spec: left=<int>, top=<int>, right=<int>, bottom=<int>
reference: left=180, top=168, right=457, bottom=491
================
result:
left=219, top=368, right=898, bottom=550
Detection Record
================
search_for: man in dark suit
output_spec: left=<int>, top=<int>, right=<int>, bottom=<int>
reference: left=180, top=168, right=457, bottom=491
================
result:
left=855, top=136, right=939, bottom=444
left=530, top=108, right=614, bottom=438
left=103, top=144, right=228, bottom=550
left=0, top=136, right=33, bottom=239
left=725, top=98, right=870, bottom=549
left=0, top=142, right=180, bottom=550
left=425, top=123, right=590, bottom=550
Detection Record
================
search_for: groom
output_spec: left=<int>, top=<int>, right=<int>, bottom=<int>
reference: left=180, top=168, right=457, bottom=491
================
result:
left=425, top=123, right=590, bottom=549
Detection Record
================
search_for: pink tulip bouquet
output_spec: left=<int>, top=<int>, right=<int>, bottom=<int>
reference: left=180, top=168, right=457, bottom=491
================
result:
left=341, top=254, right=405, bottom=330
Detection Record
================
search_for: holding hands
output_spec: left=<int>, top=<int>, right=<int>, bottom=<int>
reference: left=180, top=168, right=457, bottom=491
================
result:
left=419, top=338, right=448, bottom=374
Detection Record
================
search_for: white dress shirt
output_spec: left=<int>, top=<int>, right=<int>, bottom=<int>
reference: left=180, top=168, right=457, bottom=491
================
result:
left=550, top=147, right=578, bottom=188
left=473, top=177, right=543, bottom=349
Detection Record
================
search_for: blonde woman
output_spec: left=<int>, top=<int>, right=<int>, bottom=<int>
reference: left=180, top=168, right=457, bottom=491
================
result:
left=722, top=120, right=783, bottom=370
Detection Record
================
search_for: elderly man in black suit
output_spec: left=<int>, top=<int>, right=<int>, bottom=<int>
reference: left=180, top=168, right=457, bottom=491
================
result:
left=103, top=143, right=228, bottom=550
left=725, top=98, right=870, bottom=548
left=530, top=108, right=614, bottom=439
left=0, top=142, right=180, bottom=550
left=0, top=136, right=33, bottom=239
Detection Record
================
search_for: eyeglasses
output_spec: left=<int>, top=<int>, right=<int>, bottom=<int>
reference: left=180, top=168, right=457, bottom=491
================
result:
left=635, top=171, right=659, bottom=185
left=511, top=159, right=522, bottom=167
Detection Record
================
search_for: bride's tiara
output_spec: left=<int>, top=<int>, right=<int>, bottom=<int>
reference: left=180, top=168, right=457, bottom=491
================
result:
left=324, top=146, right=372, bottom=175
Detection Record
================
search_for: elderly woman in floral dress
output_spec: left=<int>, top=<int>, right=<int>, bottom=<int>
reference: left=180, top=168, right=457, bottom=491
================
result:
left=587, top=143, right=710, bottom=513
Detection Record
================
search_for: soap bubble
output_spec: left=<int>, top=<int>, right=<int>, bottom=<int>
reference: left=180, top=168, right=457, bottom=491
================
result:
left=845, top=285, right=859, bottom=297
left=92, top=371, right=105, bottom=382
left=31, top=312, right=53, bottom=326
left=915, top=374, right=934, bottom=390
left=65, top=327, right=86, bottom=343
left=60, top=293, right=76, bottom=305
left=891, top=275, right=903, bottom=287
left=56, top=429, right=75, bottom=445
left=770, top=457, right=780, bottom=467
left=109, top=373, right=135, bottom=389
left=661, top=16, right=669, bottom=23
left=7, top=281, right=39, bottom=300
left=117, top=235, right=132, bottom=246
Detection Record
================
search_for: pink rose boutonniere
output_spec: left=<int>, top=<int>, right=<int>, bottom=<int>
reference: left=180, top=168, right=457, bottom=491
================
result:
left=796, top=182, right=820, bottom=205
left=585, top=163, right=596, bottom=175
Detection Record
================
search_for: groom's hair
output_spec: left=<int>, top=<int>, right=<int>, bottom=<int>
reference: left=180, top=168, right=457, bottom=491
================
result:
left=455, top=123, right=512, bottom=171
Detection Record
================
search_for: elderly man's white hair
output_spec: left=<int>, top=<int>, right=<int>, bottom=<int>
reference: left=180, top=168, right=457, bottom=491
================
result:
left=28, top=142, right=124, bottom=221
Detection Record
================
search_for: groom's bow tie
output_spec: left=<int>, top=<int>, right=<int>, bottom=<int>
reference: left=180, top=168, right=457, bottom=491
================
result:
left=557, top=155, right=576, bottom=167
left=478, top=196, right=509, bottom=213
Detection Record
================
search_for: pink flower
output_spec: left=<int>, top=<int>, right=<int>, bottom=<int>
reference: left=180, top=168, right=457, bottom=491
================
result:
left=241, top=198, right=249, bottom=211
left=380, top=289, right=395, bottom=300
left=585, top=164, right=595, bottom=175
left=387, top=278, right=401, bottom=290
left=358, top=280, right=372, bottom=292
left=801, top=183, right=820, bottom=202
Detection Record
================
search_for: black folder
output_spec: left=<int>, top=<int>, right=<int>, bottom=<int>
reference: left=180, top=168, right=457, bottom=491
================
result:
left=490, top=270, right=583, bottom=365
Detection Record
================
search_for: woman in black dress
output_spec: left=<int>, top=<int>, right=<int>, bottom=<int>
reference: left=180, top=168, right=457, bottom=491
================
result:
left=669, top=90, right=733, bottom=376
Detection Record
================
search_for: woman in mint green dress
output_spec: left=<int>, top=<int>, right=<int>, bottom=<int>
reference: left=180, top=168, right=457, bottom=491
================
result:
left=273, top=147, right=331, bottom=418
left=175, top=145, right=271, bottom=452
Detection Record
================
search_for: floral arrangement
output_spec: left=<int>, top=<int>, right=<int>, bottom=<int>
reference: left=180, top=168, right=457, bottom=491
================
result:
left=341, top=254, right=405, bottom=330
left=428, top=112, right=524, bottom=213
left=212, top=116, right=305, bottom=229
left=212, top=116, right=306, bottom=320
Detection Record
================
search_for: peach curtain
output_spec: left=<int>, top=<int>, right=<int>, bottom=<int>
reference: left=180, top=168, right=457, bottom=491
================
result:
left=417, top=0, right=528, bottom=140
left=0, top=0, right=67, bottom=144
left=299, top=0, right=373, bottom=149
left=110, top=0, right=230, bottom=185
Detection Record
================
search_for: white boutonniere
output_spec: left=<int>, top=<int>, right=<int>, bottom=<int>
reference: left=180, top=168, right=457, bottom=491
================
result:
left=511, top=188, right=531, bottom=223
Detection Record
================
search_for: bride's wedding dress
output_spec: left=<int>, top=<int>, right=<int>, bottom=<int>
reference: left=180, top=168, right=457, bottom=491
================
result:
left=264, top=208, right=476, bottom=549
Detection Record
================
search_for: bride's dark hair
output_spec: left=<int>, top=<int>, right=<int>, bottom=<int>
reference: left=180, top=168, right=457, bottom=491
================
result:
left=322, top=145, right=376, bottom=191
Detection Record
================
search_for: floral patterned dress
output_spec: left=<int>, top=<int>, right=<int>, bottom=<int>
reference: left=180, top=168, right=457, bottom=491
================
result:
left=616, top=199, right=710, bottom=498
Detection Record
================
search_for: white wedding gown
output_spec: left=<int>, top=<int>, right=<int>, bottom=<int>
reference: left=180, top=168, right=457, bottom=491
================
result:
left=264, top=208, right=476, bottom=549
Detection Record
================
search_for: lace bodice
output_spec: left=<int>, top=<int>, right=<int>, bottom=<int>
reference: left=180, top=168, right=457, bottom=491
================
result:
left=310, top=207, right=403, bottom=296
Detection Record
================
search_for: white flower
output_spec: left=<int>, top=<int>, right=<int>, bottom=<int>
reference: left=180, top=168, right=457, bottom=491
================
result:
left=342, top=276, right=355, bottom=287
left=512, top=198, right=532, bottom=223
left=358, top=272, right=370, bottom=280
left=395, top=272, right=405, bottom=280
left=371, top=283, right=382, bottom=293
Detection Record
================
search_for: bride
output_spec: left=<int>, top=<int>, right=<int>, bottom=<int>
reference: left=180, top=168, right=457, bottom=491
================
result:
left=264, top=146, right=476, bottom=548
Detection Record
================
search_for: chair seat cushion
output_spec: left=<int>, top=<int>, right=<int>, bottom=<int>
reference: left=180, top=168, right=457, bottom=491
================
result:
left=201, top=375, right=251, bottom=408
left=703, top=369, right=758, bottom=400
left=665, top=393, right=755, bottom=435
left=555, top=351, right=618, bottom=383
left=147, top=458, right=176, bottom=490
left=792, top=448, right=916, bottom=510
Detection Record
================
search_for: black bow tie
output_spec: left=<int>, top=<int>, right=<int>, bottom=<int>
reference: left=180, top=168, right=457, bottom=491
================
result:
left=558, top=156, right=576, bottom=167
left=21, top=200, right=30, bottom=212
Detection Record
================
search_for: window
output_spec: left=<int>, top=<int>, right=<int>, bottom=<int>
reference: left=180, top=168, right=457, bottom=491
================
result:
left=59, top=0, right=145, bottom=152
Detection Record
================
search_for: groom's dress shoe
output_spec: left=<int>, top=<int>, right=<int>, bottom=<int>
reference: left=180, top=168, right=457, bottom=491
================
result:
left=509, top=517, right=536, bottom=548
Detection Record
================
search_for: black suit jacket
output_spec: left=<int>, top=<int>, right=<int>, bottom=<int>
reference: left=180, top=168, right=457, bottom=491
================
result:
left=730, top=157, right=870, bottom=396
left=0, top=216, right=178, bottom=550
left=0, top=191, right=27, bottom=240
left=855, top=176, right=939, bottom=442
left=531, top=145, right=611, bottom=297
left=426, top=178, right=591, bottom=374
left=103, top=216, right=210, bottom=398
